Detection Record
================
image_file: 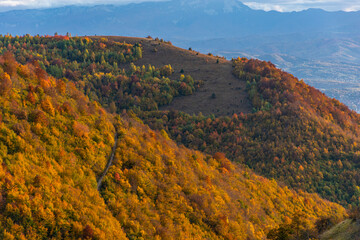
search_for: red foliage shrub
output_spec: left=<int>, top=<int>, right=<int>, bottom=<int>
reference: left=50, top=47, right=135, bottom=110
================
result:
left=28, top=110, right=48, bottom=126
left=1, top=51, right=17, bottom=76
left=83, top=225, right=94, bottom=239
left=0, top=72, right=12, bottom=96
left=73, top=121, right=89, bottom=138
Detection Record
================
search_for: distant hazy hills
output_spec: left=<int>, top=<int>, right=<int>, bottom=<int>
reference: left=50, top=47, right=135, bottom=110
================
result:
left=2, top=0, right=360, bottom=37
left=1, top=0, right=360, bottom=109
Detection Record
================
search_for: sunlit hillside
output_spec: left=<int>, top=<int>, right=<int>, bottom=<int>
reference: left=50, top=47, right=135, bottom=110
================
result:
left=0, top=41, right=346, bottom=239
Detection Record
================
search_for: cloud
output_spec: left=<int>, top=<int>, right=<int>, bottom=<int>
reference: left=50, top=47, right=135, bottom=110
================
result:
left=0, top=0, right=359, bottom=12
left=0, top=0, right=165, bottom=11
left=344, top=5, right=360, bottom=12
left=243, top=2, right=286, bottom=12
left=242, top=0, right=360, bottom=12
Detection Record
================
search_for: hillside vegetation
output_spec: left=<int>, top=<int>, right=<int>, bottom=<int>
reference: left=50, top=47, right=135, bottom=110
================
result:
left=0, top=36, right=347, bottom=239
left=99, top=116, right=346, bottom=239
left=1, top=35, right=204, bottom=112
left=94, top=36, right=251, bottom=116
left=320, top=219, right=360, bottom=240
left=142, top=57, right=360, bottom=207
left=1, top=34, right=251, bottom=116
left=0, top=51, right=126, bottom=239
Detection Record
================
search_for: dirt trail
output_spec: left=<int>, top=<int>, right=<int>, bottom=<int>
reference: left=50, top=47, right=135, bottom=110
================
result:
left=97, top=133, right=118, bottom=191
left=94, top=36, right=252, bottom=116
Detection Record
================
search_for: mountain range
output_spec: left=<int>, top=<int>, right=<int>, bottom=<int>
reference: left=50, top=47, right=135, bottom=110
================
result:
left=1, top=0, right=360, bottom=36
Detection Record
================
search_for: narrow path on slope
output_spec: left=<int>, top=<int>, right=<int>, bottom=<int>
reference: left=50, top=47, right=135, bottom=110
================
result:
left=97, top=132, right=118, bottom=191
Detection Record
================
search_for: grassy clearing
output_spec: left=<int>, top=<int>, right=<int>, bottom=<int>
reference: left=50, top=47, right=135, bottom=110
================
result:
left=321, top=219, right=360, bottom=240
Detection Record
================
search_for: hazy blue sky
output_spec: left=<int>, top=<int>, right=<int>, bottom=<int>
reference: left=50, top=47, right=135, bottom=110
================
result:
left=0, top=0, right=161, bottom=11
left=0, top=0, right=359, bottom=12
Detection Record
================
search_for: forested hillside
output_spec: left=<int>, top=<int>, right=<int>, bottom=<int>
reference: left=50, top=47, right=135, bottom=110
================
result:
left=0, top=51, right=127, bottom=239
left=1, top=35, right=203, bottom=112
left=0, top=35, right=348, bottom=239
left=142, top=58, right=360, bottom=207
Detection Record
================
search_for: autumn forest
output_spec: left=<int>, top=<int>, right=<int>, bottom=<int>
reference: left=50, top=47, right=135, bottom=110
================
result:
left=0, top=34, right=358, bottom=239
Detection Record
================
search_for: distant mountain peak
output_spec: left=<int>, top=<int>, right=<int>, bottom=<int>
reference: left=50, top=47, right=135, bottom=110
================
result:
left=176, top=0, right=249, bottom=13
left=223, top=0, right=248, bottom=12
